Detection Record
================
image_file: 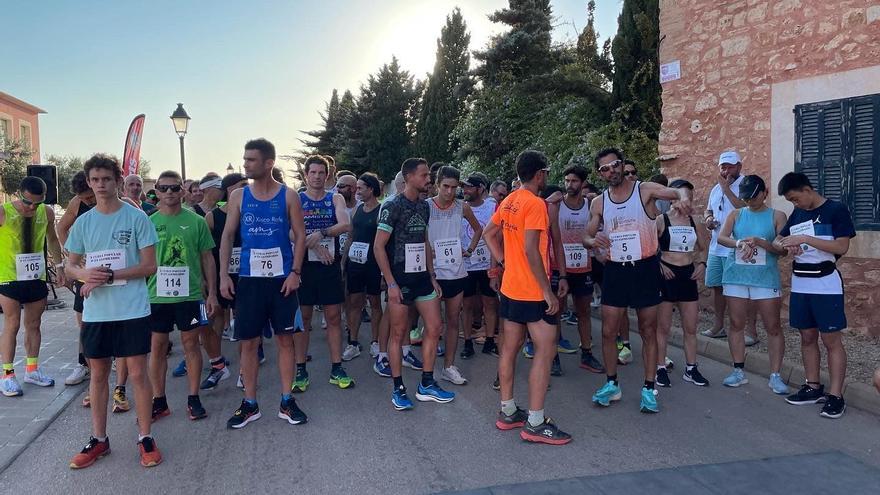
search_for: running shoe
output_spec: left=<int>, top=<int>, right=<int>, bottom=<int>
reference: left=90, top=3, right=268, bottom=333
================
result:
left=492, top=374, right=500, bottom=391
left=392, top=387, right=414, bottom=411
left=768, top=373, right=789, bottom=395
left=437, top=343, right=445, bottom=357
left=222, top=325, right=236, bottom=341
left=481, top=340, right=499, bottom=357
left=69, top=436, right=110, bottom=469
left=81, top=394, right=91, bottom=408
left=700, top=327, right=727, bottom=338
left=551, top=355, right=563, bottom=377
left=820, top=395, right=846, bottom=419
left=373, top=356, right=391, bottom=377
left=151, top=398, right=170, bottom=422
left=415, top=381, right=455, bottom=403
left=138, top=437, right=163, bottom=467
left=664, top=356, right=675, bottom=369
left=520, top=418, right=572, bottom=445
left=557, top=338, right=578, bottom=354
left=236, top=373, right=244, bottom=389
left=786, top=383, right=826, bottom=405
left=279, top=397, right=307, bottom=424
left=1, top=374, right=23, bottom=397
left=292, top=368, right=310, bottom=393
left=617, top=345, right=633, bottom=365
left=187, top=396, right=207, bottom=420
left=441, top=365, right=467, bottom=385
left=592, top=381, right=622, bottom=407
left=656, top=367, right=671, bottom=387
left=522, top=341, right=534, bottom=359
left=200, top=366, right=231, bottom=390
left=369, top=341, right=380, bottom=358
left=342, top=343, right=361, bottom=362
left=683, top=366, right=709, bottom=386
left=330, top=367, right=355, bottom=389
left=722, top=368, right=748, bottom=387
left=227, top=399, right=262, bottom=429
left=744, top=334, right=759, bottom=347
left=402, top=350, right=423, bottom=370
left=460, top=341, right=475, bottom=359
left=24, top=368, right=55, bottom=387
left=112, top=386, right=130, bottom=413
left=409, top=326, right=423, bottom=345
left=579, top=351, right=605, bottom=373
left=495, top=407, right=528, bottom=430
left=65, top=364, right=90, bottom=386
left=640, top=387, right=659, bottom=413
left=172, top=360, right=187, bottom=377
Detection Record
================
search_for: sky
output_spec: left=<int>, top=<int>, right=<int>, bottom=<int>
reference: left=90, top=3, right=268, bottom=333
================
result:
left=2, top=0, right=622, bottom=180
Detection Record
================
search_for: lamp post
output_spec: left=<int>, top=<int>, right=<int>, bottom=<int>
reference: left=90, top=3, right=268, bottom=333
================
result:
left=170, top=103, right=191, bottom=181
left=226, top=163, right=234, bottom=175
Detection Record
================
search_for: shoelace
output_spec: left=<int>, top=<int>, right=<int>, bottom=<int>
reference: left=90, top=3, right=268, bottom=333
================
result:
left=81, top=437, right=100, bottom=452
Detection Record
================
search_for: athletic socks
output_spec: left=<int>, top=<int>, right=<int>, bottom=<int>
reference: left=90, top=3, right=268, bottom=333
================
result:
left=734, top=362, right=745, bottom=369
left=527, top=409, right=545, bottom=427
left=644, top=380, right=655, bottom=390
left=393, top=376, right=404, bottom=389
left=331, top=362, right=343, bottom=373
left=501, top=399, right=517, bottom=416
left=421, top=371, right=434, bottom=387
left=78, top=353, right=88, bottom=366
left=26, top=357, right=38, bottom=373
left=686, top=363, right=696, bottom=372
left=2, top=363, right=13, bottom=376
left=210, top=356, right=225, bottom=369
left=607, top=374, right=618, bottom=386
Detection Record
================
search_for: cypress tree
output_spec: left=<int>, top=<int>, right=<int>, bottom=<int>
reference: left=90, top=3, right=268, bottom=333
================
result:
left=473, top=0, right=553, bottom=87
left=610, top=0, right=661, bottom=138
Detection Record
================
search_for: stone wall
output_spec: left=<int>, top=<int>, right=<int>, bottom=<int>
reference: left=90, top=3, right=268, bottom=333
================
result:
left=658, top=0, right=880, bottom=335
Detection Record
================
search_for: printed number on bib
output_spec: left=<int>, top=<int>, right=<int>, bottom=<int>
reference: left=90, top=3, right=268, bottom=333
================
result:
left=563, top=243, right=588, bottom=269
left=472, top=242, right=489, bottom=265
left=789, top=220, right=815, bottom=252
left=228, top=247, right=241, bottom=274
left=609, top=231, right=641, bottom=262
left=405, top=243, right=427, bottom=273
left=85, top=249, right=128, bottom=286
left=157, top=266, right=190, bottom=297
left=15, top=253, right=45, bottom=281
left=668, top=226, right=697, bottom=253
left=433, top=238, right=461, bottom=268
left=250, top=247, right=283, bottom=277
left=308, top=237, right=335, bottom=262
left=349, top=241, right=369, bottom=264
left=736, top=246, right=767, bottom=266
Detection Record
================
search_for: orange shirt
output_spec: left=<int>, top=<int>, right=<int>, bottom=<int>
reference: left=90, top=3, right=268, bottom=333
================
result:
left=491, top=188, right=550, bottom=301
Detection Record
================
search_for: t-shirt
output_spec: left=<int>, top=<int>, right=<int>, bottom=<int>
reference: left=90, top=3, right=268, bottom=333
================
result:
left=707, top=175, right=745, bottom=257
left=491, top=189, right=549, bottom=302
left=65, top=202, right=158, bottom=322
left=780, top=199, right=855, bottom=295
left=148, top=209, right=215, bottom=303
left=377, top=193, right=429, bottom=274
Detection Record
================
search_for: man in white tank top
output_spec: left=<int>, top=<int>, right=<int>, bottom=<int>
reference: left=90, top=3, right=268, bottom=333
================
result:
left=584, top=148, right=691, bottom=414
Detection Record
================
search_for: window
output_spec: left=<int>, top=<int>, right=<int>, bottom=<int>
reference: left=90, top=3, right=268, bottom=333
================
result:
left=0, top=118, right=9, bottom=144
left=795, top=94, right=880, bottom=230
left=19, top=122, right=32, bottom=148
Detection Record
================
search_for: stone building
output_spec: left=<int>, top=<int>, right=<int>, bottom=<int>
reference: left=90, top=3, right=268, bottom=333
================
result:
left=658, top=0, right=880, bottom=335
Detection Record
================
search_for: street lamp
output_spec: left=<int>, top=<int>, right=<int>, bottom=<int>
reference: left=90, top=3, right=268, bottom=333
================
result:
left=226, top=163, right=234, bottom=175
left=170, top=103, right=191, bottom=180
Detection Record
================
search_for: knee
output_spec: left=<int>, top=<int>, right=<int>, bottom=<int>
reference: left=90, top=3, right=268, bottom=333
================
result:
left=276, top=335, right=294, bottom=349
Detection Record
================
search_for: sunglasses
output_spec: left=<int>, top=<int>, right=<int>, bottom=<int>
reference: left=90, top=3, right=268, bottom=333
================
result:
left=597, top=160, right=623, bottom=173
left=156, top=184, right=183, bottom=193
left=19, top=193, right=44, bottom=206
left=623, top=170, right=638, bottom=177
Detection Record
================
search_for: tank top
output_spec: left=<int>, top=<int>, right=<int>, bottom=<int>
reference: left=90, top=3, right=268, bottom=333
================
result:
left=722, top=207, right=780, bottom=289
left=553, top=198, right=591, bottom=273
left=428, top=198, right=467, bottom=280
left=348, top=203, right=380, bottom=266
left=602, top=181, right=658, bottom=263
left=239, top=185, right=292, bottom=278
left=461, top=200, right=494, bottom=271
left=0, top=203, right=48, bottom=283
left=77, top=199, right=93, bottom=218
left=659, top=214, right=697, bottom=253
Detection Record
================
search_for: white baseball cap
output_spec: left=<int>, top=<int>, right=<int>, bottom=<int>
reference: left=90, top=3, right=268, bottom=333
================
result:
left=718, top=150, right=742, bottom=165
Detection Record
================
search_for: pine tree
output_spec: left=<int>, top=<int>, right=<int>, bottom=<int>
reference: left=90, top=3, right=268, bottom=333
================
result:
left=473, top=0, right=553, bottom=87
left=415, top=8, right=473, bottom=163
left=610, top=0, right=661, bottom=138
left=300, top=89, right=344, bottom=157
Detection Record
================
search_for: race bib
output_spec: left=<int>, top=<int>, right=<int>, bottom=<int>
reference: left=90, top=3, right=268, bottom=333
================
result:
left=228, top=247, right=241, bottom=275
left=339, top=233, right=349, bottom=251
left=405, top=243, right=427, bottom=273
left=15, top=253, right=45, bottom=281
left=349, top=241, right=369, bottom=264
left=789, top=220, right=815, bottom=252
left=472, top=241, right=490, bottom=265
left=156, top=266, right=189, bottom=297
left=249, top=247, right=283, bottom=277
left=609, top=231, right=641, bottom=262
left=736, top=246, right=767, bottom=266
left=433, top=238, right=462, bottom=268
left=85, top=249, right=127, bottom=286
left=563, top=243, right=589, bottom=269
left=308, top=237, right=335, bottom=262
left=668, top=226, right=697, bottom=253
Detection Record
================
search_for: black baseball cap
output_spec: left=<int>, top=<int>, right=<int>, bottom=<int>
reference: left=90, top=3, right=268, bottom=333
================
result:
left=461, top=175, right=487, bottom=188
left=738, top=175, right=766, bottom=200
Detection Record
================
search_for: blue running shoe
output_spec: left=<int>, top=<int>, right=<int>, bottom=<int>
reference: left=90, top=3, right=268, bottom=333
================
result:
left=522, top=342, right=534, bottom=359
left=402, top=351, right=423, bottom=370
left=768, top=373, right=789, bottom=395
left=415, top=381, right=455, bottom=403
left=392, top=387, right=414, bottom=411
left=1, top=374, right=23, bottom=397
left=592, top=381, right=622, bottom=407
left=640, top=387, right=659, bottom=413
left=557, top=338, right=578, bottom=354
left=172, top=360, right=187, bottom=377
left=373, top=357, right=391, bottom=377
left=722, top=368, right=748, bottom=387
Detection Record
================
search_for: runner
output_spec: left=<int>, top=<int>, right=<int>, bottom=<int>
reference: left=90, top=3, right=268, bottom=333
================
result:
left=193, top=174, right=223, bottom=217
left=373, top=157, right=454, bottom=410
left=342, top=173, right=385, bottom=369
left=489, top=180, right=508, bottom=207
left=615, top=160, right=640, bottom=366
left=0, top=177, right=64, bottom=397
left=717, top=175, right=788, bottom=394
left=292, top=155, right=354, bottom=392
left=185, top=180, right=203, bottom=209
left=776, top=172, right=854, bottom=418
left=64, top=154, right=162, bottom=468
left=123, top=174, right=156, bottom=215
left=335, top=173, right=360, bottom=354
left=146, top=170, right=218, bottom=421
left=655, top=179, right=710, bottom=387
left=584, top=148, right=691, bottom=413
left=219, top=138, right=308, bottom=429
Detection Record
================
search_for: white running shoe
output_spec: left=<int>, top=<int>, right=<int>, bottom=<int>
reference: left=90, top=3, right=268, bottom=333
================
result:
left=369, top=342, right=380, bottom=358
left=65, top=364, right=90, bottom=385
left=342, top=344, right=361, bottom=362
left=1, top=374, right=23, bottom=396
left=441, top=365, right=467, bottom=385
left=24, top=368, right=55, bottom=387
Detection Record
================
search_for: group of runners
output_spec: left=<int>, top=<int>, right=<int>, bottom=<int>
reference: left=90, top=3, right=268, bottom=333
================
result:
left=0, top=139, right=866, bottom=467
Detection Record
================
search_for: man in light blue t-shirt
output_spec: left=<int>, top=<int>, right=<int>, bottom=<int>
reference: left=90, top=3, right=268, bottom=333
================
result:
left=64, top=154, right=162, bottom=469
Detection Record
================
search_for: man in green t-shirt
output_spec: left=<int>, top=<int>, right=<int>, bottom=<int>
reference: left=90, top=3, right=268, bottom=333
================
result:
left=147, top=170, right=218, bottom=421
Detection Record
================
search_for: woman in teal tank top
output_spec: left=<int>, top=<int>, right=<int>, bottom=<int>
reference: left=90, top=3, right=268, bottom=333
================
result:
left=716, top=175, right=790, bottom=393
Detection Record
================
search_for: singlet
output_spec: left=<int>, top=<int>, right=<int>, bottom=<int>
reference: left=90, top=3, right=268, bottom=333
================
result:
left=659, top=214, right=698, bottom=253
left=461, top=200, right=494, bottom=271
left=300, top=191, right=340, bottom=265
left=721, top=207, right=780, bottom=289
left=347, top=203, right=380, bottom=267
left=193, top=204, right=208, bottom=217
left=428, top=198, right=467, bottom=281
left=239, top=185, right=292, bottom=278
left=553, top=197, right=592, bottom=273
left=339, top=201, right=360, bottom=249
left=377, top=193, right=430, bottom=276
left=0, top=202, right=48, bottom=283
left=601, top=181, right=658, bottom=263
left=210, top=207, right=242, bottom=279
left=77, top=200, right=93, bottom=217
